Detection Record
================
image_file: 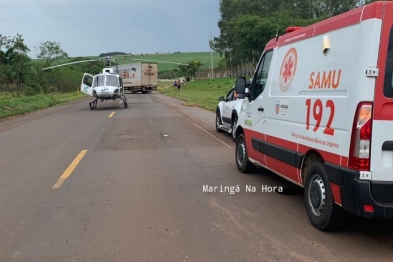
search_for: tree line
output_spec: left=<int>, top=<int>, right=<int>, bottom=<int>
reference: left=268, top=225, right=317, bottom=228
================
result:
left=99, top=52, right=128, bottom=57
left=0, top=34, right=106, bottom=95
left=211, top=0, right=379, bottom=69
left=0, top=33, right=204, bottom=93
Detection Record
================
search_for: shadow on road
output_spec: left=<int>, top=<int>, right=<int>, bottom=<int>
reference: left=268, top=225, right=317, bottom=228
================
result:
left=249, top=166, right=393, bottom=249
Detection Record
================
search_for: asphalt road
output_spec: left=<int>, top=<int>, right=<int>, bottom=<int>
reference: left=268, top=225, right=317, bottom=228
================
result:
left=0, top=93, right=393, bottom=262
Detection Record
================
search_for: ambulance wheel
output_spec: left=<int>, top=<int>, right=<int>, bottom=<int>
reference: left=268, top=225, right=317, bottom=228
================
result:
left=304, top=161, right=342, bottom=231
left=216, top=111, right=223, bottom=133
left=236, top=134, right=256, bottom=173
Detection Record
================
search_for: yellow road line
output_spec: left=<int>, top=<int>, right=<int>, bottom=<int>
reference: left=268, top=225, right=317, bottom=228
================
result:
left=108, top=112, right=115, bottom=118
left=52, top=150, right=87, bottom=189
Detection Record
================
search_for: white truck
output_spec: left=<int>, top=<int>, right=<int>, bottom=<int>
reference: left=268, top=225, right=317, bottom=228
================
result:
left=113, top=62, right=158, bottom=94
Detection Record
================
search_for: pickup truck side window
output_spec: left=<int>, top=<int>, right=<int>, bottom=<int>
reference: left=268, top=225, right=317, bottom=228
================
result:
left=253, top=50, right=273, bottom=100
left=384, top=27, right=393, bottom=98
left=226, top=88, right=235, bottom=101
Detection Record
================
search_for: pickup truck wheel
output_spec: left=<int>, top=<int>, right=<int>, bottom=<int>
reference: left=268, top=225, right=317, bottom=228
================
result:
left=231, top=116, right=238, bottom=142
left=216, top=111, right=223, bottom=133
left=236, top=134, right=256, bottom=173
left=304, top=161, right=342, bottom=231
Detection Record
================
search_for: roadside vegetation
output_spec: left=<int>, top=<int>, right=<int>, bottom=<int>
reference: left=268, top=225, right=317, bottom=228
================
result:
left=0, top=91, right=84, bottom=119
left=0, top=36, right=103, bottom=119
left=157, top=78, right=236, bottom=112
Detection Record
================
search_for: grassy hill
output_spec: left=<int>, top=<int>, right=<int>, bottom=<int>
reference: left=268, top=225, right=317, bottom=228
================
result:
left=43, top=52, right=222, bottom=72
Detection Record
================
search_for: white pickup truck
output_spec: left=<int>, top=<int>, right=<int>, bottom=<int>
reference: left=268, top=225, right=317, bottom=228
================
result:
left=215, top=80, right=251, bottom=141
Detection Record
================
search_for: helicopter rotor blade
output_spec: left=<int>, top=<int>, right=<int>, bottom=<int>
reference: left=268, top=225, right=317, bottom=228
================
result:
left=41, top=59, right=102, bottom=70
left=41, top=55, right=190, bottom=71
left=130, top=59, right=189, bottom=65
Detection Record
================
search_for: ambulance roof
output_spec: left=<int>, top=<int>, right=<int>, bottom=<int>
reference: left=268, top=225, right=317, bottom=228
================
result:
left=265, top=1, right=386, bottom=50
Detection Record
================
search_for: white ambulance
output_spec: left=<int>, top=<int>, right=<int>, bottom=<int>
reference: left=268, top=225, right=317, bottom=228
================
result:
left=234, top=1, right=393, bottom=231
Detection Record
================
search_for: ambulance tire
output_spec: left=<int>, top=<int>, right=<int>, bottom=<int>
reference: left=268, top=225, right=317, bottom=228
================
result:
left=216, top=111, right=223, bottom=133
left=304, top=161, right=342, bottom=231
left=236, top=134, right=256, bottom=173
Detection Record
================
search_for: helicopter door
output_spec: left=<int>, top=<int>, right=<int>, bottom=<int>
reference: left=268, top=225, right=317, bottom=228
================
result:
left=81, top=73, right=93, bottom=96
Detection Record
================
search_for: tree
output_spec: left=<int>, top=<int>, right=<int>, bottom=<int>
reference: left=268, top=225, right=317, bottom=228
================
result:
left=13, top=34, right=30, bottom=88
left=36, top=41, right=68, bottom=65
left=178, top=59, right=203, bottom=80
left=214, top=0, right=357, bottom=69
left=365, top=0, right=380, bottom=4
left=0, top=34, right=15, bottom=68
left=173, top=68, right=178, bottom=79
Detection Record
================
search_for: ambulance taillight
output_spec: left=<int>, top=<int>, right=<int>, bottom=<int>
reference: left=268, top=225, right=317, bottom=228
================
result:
left=349, top=103, right=373, bottom=171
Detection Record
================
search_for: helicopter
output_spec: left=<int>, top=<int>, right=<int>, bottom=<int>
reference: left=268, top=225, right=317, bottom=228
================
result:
left=42, top=55, right=189, bottom=110
left=81, top=67, right=128, bottom=110
left=42, top=56, right=128, bottom=110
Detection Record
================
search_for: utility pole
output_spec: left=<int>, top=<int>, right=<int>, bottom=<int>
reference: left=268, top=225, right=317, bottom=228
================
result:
left=210, top=33, right=214, bottom=79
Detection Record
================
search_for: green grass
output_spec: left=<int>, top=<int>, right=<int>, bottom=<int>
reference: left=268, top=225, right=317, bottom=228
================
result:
left=37, top=52, right=222, bottom=72
left=157, top=78, right=236, bottom=112
left=0, top=92, right=85, bottom=119
left=114, top=52, right=221, bottom=72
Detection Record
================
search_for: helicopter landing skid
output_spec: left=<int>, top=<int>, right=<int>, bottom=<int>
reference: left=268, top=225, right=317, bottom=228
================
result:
left=89, top=99, right=98, bottom=110
left=120, top=95, right=128, bottom=108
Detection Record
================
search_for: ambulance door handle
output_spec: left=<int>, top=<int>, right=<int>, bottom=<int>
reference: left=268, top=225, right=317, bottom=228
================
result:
left=382, top=141, right=393, bottom=151
left=258, top=107, right=264, bottom=112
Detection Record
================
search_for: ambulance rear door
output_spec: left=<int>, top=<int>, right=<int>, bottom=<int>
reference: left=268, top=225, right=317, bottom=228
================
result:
left=369, top=2, right=393, bottom=189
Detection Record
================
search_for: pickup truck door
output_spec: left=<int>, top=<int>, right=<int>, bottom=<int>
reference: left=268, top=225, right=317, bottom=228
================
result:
left=222, top=88, right=235, bottom=126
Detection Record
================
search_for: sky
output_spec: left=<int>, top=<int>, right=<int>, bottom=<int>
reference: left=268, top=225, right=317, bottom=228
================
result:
left=0, top=0, right=221, bottom=58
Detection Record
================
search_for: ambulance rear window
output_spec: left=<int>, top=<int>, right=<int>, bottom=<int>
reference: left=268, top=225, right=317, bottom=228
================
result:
left=383, top=28, right=393, bottom=98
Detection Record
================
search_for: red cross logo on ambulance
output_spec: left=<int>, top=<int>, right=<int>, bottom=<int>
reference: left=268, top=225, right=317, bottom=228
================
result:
left=279, top=48, right=298, bottom=92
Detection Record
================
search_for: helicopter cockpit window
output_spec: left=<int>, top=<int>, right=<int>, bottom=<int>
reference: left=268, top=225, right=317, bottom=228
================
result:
left=92, top=77, right=97, bottom=87
left=93, top=75, right=105, bottom=87
left=106, top=75, right=119, bottom=87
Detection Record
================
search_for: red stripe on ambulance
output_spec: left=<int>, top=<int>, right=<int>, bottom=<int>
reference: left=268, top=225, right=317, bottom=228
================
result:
left=243, top=128, right=346, bottom=167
